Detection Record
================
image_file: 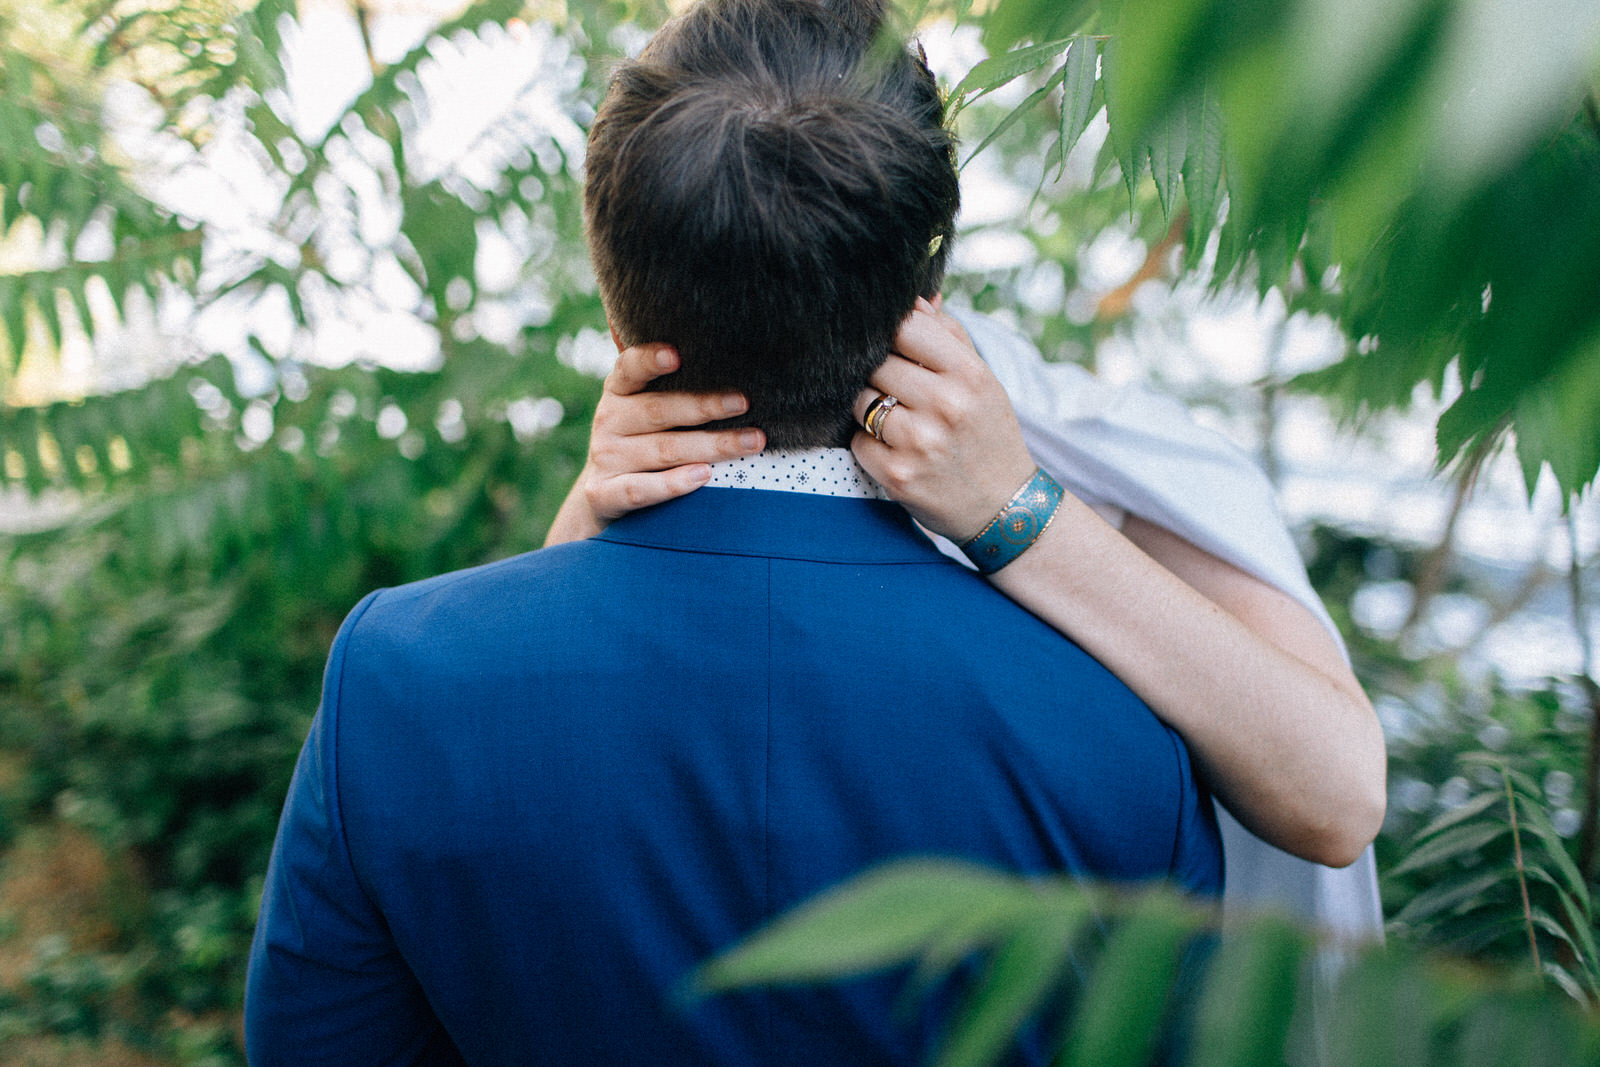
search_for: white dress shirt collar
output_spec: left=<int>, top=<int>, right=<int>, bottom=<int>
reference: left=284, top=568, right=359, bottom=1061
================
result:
left=706, top=447, right=888, bottom=500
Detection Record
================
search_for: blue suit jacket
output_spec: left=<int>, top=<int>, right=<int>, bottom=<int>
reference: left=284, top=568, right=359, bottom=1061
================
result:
left=246, top=488, right=1221, bottom=1065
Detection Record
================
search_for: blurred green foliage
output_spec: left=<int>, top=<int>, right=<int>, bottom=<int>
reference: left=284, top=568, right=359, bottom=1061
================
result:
left=954, top=0, right=1600, bottom=500
left=693, top=858, right=1600, bottom=1067
left=1306, top=521, right=1599, bottom=1000
left=0, top=0, right=629, bottom=1057
left=1334, top=522, right=1600, bottom=1034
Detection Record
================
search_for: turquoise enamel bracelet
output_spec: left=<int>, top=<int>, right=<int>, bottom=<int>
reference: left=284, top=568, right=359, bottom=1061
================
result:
left=959, top=467, right=1065, bottom=575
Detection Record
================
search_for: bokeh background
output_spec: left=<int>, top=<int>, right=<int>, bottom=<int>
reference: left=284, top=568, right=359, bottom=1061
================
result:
left=2, top=0, right=1599, bottom=1062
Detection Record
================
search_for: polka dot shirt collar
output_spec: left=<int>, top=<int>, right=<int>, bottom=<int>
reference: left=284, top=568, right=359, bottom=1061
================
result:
left=706, top=447, right=889, bottom=500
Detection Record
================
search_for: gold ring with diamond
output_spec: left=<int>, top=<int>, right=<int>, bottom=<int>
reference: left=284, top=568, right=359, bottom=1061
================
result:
left=863, top=393, right=899, bottom=442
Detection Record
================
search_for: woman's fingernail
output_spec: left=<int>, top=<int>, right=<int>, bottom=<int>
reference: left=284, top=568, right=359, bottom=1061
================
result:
left=722, top=393, right=747, bottom=415
left=739, top=429, right=763, bottom=451
left=656, top=348, right=677, bottom=370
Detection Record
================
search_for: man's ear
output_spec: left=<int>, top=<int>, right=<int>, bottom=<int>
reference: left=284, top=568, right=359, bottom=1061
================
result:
left=610, top=324, right=624, bottom=352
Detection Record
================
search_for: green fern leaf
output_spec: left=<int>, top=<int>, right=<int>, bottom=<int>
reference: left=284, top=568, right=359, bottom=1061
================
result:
left=1058, top=36, right=1099, bottom=165
left=948, top=37, right=1074, bottom=118
left=1390, top=871, right=1507, bottom=929
left=1410, top=789, right=1504, bottom=842
left=1390, top=821, right=1509, bottom=877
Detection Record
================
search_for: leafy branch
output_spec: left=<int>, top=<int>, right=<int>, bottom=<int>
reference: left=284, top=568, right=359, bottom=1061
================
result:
left=691, top=858, right=1600, bottom=1067
left=960, top=0, right=1600, bottom=502
left=1387, top=753, right=1599, bottom=1004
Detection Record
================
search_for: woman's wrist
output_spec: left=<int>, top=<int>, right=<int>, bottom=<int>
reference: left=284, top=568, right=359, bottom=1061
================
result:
left=958, top=467, right=1066, bottom=574
left=545, top=470, right=607, bottom=546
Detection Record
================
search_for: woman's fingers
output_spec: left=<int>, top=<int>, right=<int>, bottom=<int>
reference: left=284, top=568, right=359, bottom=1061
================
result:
left=593, top=426, right=764, bottom=475
left=930, top=303, right=975, bottom=346
left=587, top=466, right=713, bottom=521
left=585, top=425, right=763, bottom=522
left=852, top=380, right=908, bottom=440
left=888, top=298, right=984, bottom=375
left=862, top=353, right=936, bottom=411
left=599, top=387, right=751, bottom=438
left=604, top=343, right=679, bottom=397
left=601, top=344, right=751, bottom=436
left=859, top=302, right=985, bottom=415
left=850, top=301, right=1035, bottom=542
left=578, top=340, right=764, bottom=523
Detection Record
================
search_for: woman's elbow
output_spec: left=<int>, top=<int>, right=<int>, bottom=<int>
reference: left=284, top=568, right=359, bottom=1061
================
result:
left=1302, top=771, right=1387, bottom=869
left=1308, top=695, right=1389, bottom=867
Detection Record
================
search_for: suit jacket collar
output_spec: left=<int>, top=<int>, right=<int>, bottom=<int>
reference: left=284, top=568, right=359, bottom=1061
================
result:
left=594, top=487, right=947, bottom=565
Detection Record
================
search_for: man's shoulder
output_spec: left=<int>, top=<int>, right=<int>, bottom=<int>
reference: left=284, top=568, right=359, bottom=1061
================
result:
left=331, top=539, right=620, bottom=667
left=380, top=537, right=599, bottom=600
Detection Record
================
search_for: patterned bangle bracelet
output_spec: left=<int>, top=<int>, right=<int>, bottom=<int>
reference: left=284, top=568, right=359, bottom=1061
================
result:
left=959, top=467, right=1065, bottom=575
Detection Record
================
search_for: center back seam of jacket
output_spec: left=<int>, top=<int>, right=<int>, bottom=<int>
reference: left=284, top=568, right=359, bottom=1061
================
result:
left=763, top=556, right=775, bottom=1058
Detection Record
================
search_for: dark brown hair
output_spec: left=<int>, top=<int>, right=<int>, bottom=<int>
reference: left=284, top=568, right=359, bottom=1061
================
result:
left=584, top=0, right=959, bottom=448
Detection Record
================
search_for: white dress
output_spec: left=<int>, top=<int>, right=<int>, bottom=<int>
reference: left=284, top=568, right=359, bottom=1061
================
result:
left=947, top=307, right=1384, bottom=954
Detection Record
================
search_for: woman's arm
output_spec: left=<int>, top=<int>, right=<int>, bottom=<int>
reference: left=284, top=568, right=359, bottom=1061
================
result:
left=854, top=300, right=1385, bottom=867
left=545, top=342, right=765, bottom=546
left=545, top=307, right=1386, bottom=865
left=995, top=503, right=1383, bottom=866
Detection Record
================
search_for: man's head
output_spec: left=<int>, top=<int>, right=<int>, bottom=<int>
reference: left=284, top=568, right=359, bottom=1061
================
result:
left=584, top=0, right=959, bottom=448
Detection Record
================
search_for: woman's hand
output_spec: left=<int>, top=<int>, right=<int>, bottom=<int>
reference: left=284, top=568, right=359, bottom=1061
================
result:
left=850, top=298, right=1038, bottom=544
left=544, top=343, right=765, bottom=545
